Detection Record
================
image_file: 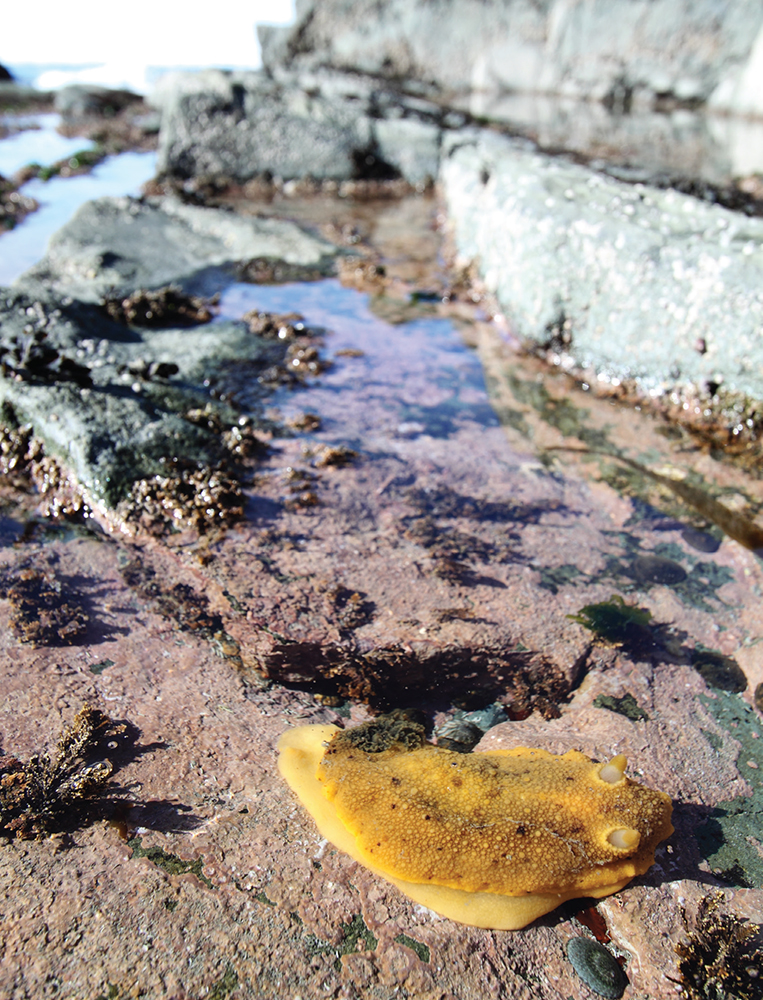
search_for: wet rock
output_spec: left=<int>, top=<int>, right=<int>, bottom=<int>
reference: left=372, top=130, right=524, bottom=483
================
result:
left=260, top=0, right=763, bottom=117
left=152, top=64, right=763, bottom=192
left=156, top=69, right=372, bottom=182
left=0, top=82, right=53, bottom=108
left=16, top=194, right=338, bottom=302
left=373, top=117, right=440, bottom=187
left=154, top=67, right=445, bottom=185
left=0, top=278, right=332, bottom=508
left=441, top=130, right=763, bottom=407
left=0, top=191, right=762, bottom=1000
left=0, top=297, right=249, bottom=506
left=53, top=84, right=142, bottom=119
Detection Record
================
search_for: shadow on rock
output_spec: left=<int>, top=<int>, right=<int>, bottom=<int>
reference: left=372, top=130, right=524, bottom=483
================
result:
left=117, top=799, right=204, bottom=836
left=262, top=638, right=578, bottom=718
left=0, top=558, right=130, bottom=647
left=569, top=596, right=747, bottom=693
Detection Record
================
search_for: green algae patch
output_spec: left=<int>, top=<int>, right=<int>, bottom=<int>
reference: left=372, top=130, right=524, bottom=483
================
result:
left=128, top=837, right=213, bottom=888
left=338, top=914, right=378, bottom=957
left=538, top=563, right=583, bottom=594
left=593, top=692, right=649, bottom=722
left=89, top=659, right=115, bottom=675
left=496, top=371, right=611, bottom=450
left=568, top=595, right=652, bottom=647
left=93, top=986, right=121, bottom=1000
left=208, top=964, right=239, bottom=1000
left=694, top=692, right=763, bottom=888
left=394, top=933, right=431, bottom=963
left=595, top=533, right=735, bottom=613
left=254, top=890, right=276, bottom=907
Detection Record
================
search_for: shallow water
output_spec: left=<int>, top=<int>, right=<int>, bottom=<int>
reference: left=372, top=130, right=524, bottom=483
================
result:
left=0, top=149, right=157, bottom=285
left=0, top=113, right=95, bottom=177
left=0, top=119, right=759, bottom=555
left=447, top=91, right=763, bottom=185
left=217, top=279, right=496, bottom=440
left=0, top=125, right=762, bottom=1000
left=222, top=190, right=763, bottom=558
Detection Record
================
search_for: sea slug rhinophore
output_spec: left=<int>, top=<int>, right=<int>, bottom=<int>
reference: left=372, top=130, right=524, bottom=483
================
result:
left=277, top=717, right=673, bottom=929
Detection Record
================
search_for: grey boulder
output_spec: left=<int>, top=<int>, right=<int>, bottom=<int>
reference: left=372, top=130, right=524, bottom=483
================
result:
left=441, top=130, right=763, bottom=402
left=16, top=195, right=338, bottom=302
left=260, top=0, right=763, bottom=117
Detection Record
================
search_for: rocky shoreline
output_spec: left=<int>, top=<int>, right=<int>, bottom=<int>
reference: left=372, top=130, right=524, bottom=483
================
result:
left=0, top=10, right=762, bottom=1000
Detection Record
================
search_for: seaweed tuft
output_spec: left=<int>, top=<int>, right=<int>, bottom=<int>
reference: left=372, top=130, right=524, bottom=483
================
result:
left=0, top=705, right=124, bottom=839
left=568, top=595, right=652, bottom=648
left=676, top=894, right=763, bottom=1000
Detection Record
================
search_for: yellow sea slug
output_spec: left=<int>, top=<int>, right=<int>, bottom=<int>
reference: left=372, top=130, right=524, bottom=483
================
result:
left=277, top=715, right=673, bottom=930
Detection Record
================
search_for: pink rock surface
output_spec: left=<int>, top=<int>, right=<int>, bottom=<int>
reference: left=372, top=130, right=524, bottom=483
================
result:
left=1, top=196, right=762, bottom=999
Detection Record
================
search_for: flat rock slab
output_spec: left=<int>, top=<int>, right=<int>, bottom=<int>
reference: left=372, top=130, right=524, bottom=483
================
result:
left=441, top=130, right=763, bottom=405
left=16, top=194, right=338, bottom=302
left=479, top=665, right=763, bottom=999
left=0, top=501, right=761, bottom=998
left=0, top=196, right=341, bottom=506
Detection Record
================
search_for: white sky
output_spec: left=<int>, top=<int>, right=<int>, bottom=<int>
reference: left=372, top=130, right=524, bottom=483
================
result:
left=0, top=0, right=295, bottom=70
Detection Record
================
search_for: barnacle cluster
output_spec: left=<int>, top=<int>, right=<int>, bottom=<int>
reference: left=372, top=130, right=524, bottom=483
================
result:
left=0, top=418, right=92, bottom=520
left=0, top=173, right=37, bottom=231
left=336, top=255, right=387, bottom=292
left=119, top=468, right=244, bottom=535
left=101, top=285, right=217, bottom=327
left=314, top=444, right=357, bottom=468
left=242, top=309, right=305, bottom=341
left=0, top=560, right=89, bottom=645
left=237, top=258, right=330, bottom=284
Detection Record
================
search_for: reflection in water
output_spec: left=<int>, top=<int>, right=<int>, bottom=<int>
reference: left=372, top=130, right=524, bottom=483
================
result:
left=450, top=91, right=763, bottom=186
left=472, top=322, right=763, bottom=556
left=216, top=279, right=496, bottom=444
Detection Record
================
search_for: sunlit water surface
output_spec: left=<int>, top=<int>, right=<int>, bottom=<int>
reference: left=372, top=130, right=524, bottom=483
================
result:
left=0, top=149, right=157, bottom=285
